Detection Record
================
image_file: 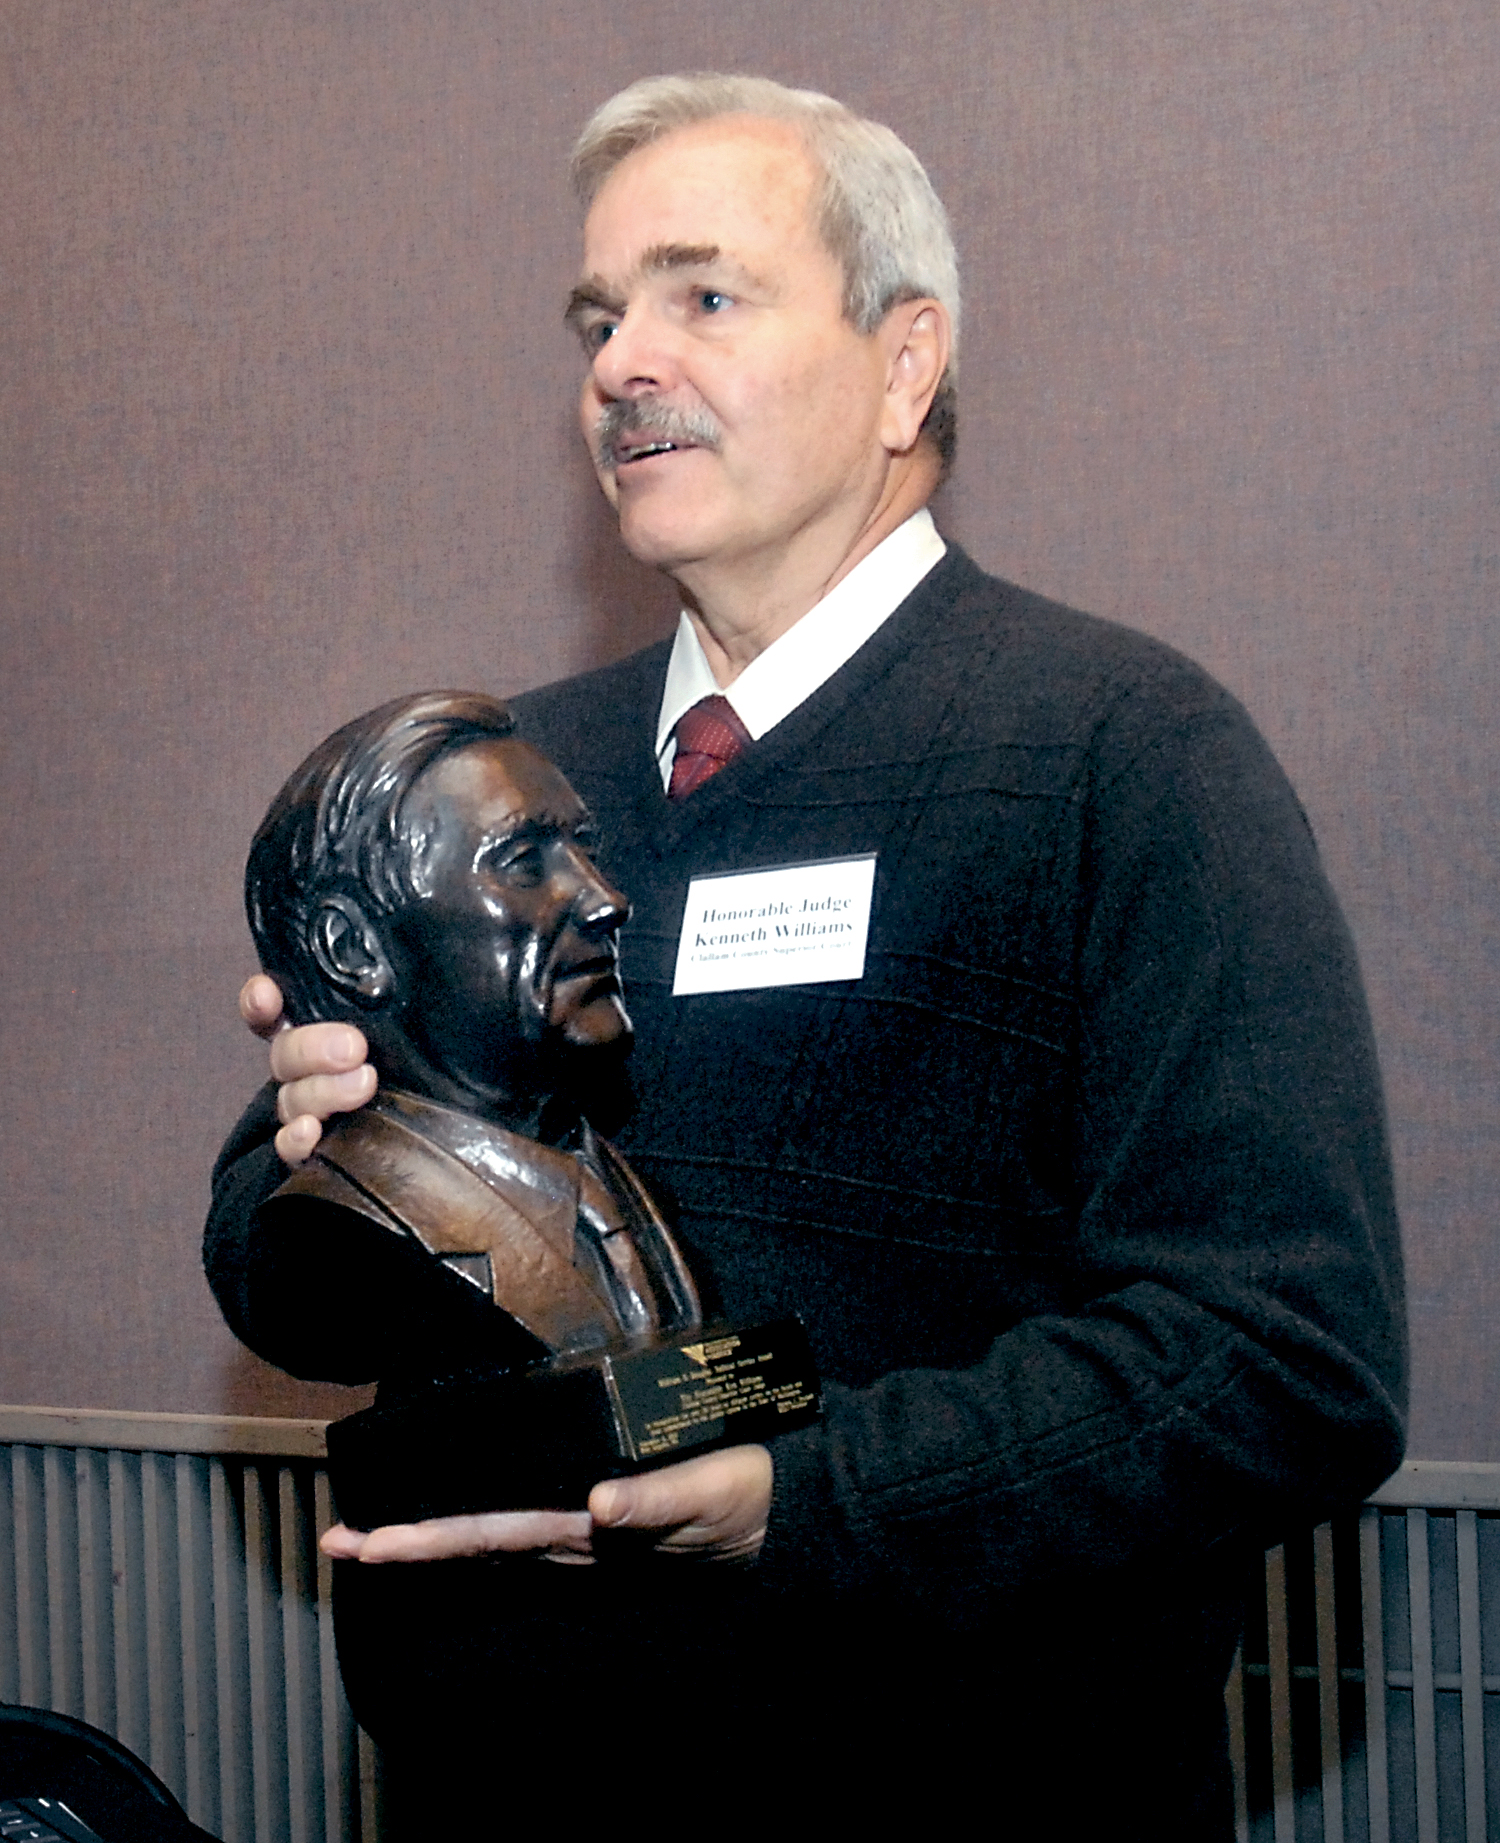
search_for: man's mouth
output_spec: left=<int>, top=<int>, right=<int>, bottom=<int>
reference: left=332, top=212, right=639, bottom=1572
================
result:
left=617, top=436, right=685, bottom=464
left=595, top=401, right=722, bottom=473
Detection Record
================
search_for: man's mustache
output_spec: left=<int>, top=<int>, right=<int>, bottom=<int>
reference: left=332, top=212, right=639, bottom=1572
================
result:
left=593, top=399, right=723, bottom=472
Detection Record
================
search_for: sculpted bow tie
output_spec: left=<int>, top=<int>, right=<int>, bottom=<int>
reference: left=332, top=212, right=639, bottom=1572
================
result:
left=668, top=694, right=752, bottom=799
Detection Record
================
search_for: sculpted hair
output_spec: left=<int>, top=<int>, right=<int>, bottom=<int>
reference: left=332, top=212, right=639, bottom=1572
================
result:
left=572, top=73, right=960, bottom=472
left=246, top=691, right=515, bottom=1024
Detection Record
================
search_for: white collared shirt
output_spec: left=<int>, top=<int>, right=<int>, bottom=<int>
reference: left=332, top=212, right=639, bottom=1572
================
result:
left=654, top=509, right=947, bottom=788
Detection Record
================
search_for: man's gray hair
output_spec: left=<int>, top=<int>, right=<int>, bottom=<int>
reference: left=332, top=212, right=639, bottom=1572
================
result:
left=572, top=74, right=960, bottom=472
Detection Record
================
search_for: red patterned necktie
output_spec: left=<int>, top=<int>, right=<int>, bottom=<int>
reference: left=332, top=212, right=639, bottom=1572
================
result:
left=668, top=694, right=752, bottom=799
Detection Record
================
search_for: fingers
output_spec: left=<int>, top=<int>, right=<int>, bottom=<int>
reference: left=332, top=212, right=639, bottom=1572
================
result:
left=589, top=1445, right=772, bottom=1560
left=314, top=1450, right=773, bottom=1571
left=240, top=986, right=375, bottom=1168
left=319, top=1510, right=594, bottom=1564
left=269, top=1022, right=369, bottom=1084
left=274, top=1065, right=377, bottom=1128
left=272, top=1026, right=376, bottom=1153
left=240, top=974, right=286, bottom=1040
left=273, top=1061, right=376, bottom=1167
left=265, top=1023, right=375, bottom=1166
left=274, top=1113, right=325, bottom=1166
left=318, top=1522, right=371, bottom=1559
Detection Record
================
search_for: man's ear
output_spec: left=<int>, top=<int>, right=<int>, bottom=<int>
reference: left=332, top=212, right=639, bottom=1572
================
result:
left=879, top=299, right=952, bottom=457
left=308, top=894, right=396, bottom=1006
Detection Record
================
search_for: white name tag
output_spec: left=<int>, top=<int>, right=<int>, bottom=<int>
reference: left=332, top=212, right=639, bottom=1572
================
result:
left=672, top=855, right=877, bottom=996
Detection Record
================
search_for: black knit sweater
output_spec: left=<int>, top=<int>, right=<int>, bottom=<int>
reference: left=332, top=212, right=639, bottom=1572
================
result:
left=206, top=547, right=1405, bottom=1810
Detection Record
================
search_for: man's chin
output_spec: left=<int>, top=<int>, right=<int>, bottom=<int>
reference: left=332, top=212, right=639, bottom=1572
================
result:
left=612, top=495, right=725, bottom=573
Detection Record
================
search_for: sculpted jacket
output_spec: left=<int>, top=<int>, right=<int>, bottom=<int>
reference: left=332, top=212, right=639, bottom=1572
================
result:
left=206, top=546, right=1405, bottom=1726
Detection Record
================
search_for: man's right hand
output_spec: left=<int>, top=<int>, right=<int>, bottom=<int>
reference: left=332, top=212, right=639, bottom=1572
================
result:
left=240, top=973, right=378, bottom=1165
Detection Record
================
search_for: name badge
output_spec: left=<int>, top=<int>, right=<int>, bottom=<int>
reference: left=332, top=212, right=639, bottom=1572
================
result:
left=672, top=855, right=877, bottom=997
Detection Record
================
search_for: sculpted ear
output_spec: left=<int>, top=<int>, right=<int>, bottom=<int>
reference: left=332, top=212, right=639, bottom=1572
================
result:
left=308, top=895, right=396, bottom=1006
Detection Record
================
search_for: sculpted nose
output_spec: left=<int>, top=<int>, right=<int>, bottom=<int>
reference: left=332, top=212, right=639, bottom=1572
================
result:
left=571, top=854, right=630, bottom=938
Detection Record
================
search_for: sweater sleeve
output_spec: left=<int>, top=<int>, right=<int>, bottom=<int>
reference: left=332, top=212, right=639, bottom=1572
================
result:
left=756, top=694, right=1406, bottom=1609
left=204, top=1083, right=287, bottom=1352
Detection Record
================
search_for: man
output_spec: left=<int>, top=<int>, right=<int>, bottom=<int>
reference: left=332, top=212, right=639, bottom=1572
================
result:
left=208, top=74, right=1405, bottom=1829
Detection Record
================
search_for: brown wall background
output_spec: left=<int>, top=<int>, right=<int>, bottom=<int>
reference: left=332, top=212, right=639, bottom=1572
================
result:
left=2, top=2, right=1495, bottom=1451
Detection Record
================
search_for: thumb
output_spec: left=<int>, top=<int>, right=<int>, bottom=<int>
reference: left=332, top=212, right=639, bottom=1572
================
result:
left=588, top=1446, right=771, bottom=1535
left=589, top=1469, right=682, bottom=1530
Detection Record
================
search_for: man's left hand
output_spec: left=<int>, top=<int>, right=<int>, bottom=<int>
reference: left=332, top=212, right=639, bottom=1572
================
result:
left=319, top=1444, right=772, bottom=1566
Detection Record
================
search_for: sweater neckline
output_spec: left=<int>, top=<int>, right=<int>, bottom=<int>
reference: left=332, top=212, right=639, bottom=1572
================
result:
left=617, top=543, right=984, bottom=862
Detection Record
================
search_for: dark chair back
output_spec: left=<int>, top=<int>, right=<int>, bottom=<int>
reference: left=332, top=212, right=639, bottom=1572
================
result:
left=0, top=1705, right=219, bottom=1843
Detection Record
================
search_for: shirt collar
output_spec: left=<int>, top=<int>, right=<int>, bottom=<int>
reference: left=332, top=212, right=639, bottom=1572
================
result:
left=655, top=508, right=946, bottom=780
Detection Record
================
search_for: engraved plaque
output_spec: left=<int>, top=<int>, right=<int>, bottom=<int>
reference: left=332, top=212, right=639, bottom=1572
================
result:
left=608, top=1323, right=821, bottom=1461
left=326, top=1318, right=820, bottom=1529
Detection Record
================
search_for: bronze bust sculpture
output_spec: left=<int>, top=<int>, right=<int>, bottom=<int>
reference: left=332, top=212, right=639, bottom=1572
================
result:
left=246, top=691, right=815, bottom=1523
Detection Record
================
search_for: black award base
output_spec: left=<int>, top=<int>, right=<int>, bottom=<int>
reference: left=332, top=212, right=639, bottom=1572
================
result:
left=325, top=1318, right=821, bottom=1530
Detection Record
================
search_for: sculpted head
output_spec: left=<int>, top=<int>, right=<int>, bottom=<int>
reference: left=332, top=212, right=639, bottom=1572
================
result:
left=566, top=76, right=957, bottom=591
left=246, top=692, right=630, bottom=1125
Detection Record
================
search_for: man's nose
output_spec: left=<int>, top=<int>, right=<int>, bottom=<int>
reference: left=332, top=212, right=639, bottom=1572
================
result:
left=590, top=306, right=680, bottom=400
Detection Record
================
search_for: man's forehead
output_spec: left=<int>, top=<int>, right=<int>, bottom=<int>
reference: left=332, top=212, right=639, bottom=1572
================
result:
left=579, top=116, right=821, bottom=264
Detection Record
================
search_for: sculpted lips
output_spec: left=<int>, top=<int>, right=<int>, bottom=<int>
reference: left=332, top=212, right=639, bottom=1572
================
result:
left=594, top=399, right=722, bottom=472
left=550, top=949, right=622, bottom=1002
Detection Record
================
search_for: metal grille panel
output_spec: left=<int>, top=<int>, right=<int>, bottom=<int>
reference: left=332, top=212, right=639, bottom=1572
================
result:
left=0, top=1434, right=363, bottom=1842
left=1230, top=1467, right=1500, bottom=1841
left=3, top=1415, right=1497, bottom=1842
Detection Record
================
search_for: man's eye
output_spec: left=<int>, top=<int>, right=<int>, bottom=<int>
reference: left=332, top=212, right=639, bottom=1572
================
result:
left=580, top=320, right=618, bottom=354
left=696, top=290, right=731, bottom=314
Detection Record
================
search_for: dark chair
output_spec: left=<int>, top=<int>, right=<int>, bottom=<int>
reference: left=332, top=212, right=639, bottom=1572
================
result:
left=0, top=1706, right=219, bottom=1843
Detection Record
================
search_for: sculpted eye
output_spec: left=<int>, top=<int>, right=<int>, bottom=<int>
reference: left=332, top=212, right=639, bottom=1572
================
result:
left=489, top=843, right=546, bottom=888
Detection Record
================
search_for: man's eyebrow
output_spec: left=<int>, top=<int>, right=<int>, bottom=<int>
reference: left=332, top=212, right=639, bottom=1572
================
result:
left=640, top=243, right=773, bottom=292
left=564, top=280, right=623, bottom=329
left=571, top=276, right=630, bottom=328
left=564, top=244, right=765, bottom=327
left=640, top=242, right=723, bottom=275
